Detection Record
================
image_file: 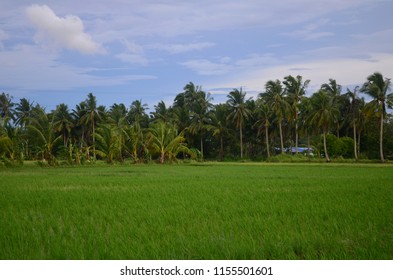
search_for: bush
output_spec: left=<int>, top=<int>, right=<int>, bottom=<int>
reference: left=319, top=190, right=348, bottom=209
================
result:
left=326, top=134, right=354, bottom=158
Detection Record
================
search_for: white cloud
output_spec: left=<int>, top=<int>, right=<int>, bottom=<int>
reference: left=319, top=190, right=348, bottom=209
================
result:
left=115, top=40, right=149, bottom=66
left=283, top=18, right=334, bottom=41
left=0, top=44, right=155, bottom=91
left=115, top=53, right=149, bottom=66
left=181, top=53, right=280, bottom=76
left=209, top=53, right=393, bottom=94
left=180, top=59, right=233, bottom=75
left=351, top=29, right=393, bottom=53
left=149, top=42, right=215, bottom=54
left=235, top=54, right=280, bottom=68
left=26, top=4, right=103, bottom=54
left=0, top=29, right=8, bottom=49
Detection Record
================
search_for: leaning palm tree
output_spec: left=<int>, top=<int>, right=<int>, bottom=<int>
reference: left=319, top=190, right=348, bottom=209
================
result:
left=283, top=75, right=310, bottom=154
left=360, top=72, right=393, bottom=162
left=226, top=88, right=252, bottom=158
left=310, top=90, right=340, bottom=162
left=260, top=80, right=290, bottom=154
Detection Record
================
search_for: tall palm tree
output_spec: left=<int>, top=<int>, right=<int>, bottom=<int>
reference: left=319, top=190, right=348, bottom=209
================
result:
left=53, top=103, right=73, bottom=147
left=80, top=93, right=101, bottom=159
left=345, top=86, right=361, bottom=160
left=260, top=80, right=290, bottom=154
left=211, top=104, right=230, bottom=161
left=188, top=91, right=213, bottom=158
left=109, top=103, right=128, bottom=124
left=13, top=98, right=34, bottom=159
left=128, top=99, right=148, bottom=127
left=310, top=90, right=340, bottom=162
left=0, top=92, right=14, bottom=125
left=298, top=96, right=314, bottom=158
left=152, top=100, right=172, bottom=123
left=226, top=88, right=252, bottom=158
left=254, top=99, right=271, bottom=158
left=283, top=75, right=310, bottom=154
left=14, top=98, right=33, bottom=128
left=361, top=72, right=393, bottom=162
left=321, top=79, right=345, bottom=137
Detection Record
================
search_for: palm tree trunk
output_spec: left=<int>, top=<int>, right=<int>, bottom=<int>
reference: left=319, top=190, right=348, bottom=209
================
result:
left=323, top=130, right=330, bottom=162
left=353, top=124, right=358, bottom=160
left=160, top=149, right=165, bottom=164
left=279, top=121, right=284, bottom=154
left=380, top=112, right=384, bottom=162
left=357, top=130, right=361, bottom=157
left=265, top=125, right=270, bottom=158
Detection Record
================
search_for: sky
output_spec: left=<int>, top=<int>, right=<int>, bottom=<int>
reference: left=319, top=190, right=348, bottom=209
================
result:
left=1, top=0, right=392, bottom=112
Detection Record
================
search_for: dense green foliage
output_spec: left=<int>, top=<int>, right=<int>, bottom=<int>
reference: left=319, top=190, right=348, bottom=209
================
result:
left=1, top=163, right=392, bottom=259
left=1, top=72, right=393, bottom=165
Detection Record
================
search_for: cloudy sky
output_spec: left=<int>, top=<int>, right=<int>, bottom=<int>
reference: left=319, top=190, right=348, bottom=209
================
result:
left=1, top=0, right=392, bottom=111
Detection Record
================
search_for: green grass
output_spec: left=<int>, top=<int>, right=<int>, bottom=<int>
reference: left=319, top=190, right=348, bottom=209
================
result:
left=1, top=162, right=392, bottom=259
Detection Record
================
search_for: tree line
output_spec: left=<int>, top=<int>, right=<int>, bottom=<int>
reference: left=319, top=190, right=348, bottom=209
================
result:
left=1, top=72, right=392, bottom=165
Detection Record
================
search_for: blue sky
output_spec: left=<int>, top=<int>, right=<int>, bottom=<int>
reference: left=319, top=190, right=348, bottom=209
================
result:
left=1, top=0, right=392, bottom=111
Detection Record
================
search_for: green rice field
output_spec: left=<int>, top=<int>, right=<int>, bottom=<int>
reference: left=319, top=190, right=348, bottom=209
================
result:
left=1, top=162, right=392, bottom=259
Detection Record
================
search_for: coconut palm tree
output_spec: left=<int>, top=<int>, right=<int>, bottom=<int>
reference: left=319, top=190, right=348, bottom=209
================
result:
left=0, top=92, right=14, bottom=125
left=321, top=79, right=346, bottom=137
left=298, top=96, right=314, bottom=158
left=128, top=99, right=148, bottom=127
left=211, top=104, right=230, bottom=161
left=14, top=98, right=34, bottom=128
left=27, top=107, right=62, bottom=165
left=254, top=99, right=271, bottom=158
left=146, top=121, right=192, bottom=163
left=188, top=91, right=213, bottom=159
left=283, top=75, right=310, bottom=154
left=94, top=124, right=123, bottom=164
left=53, top=103, right=74, bottom=147
left=345, top=86, right=361, bottom=160
left=360, top=72, right=393, bottom=162
left=152, top=100, right=172, bottom=123
left=108, top=103, right=129, bottom=159
left=310, top=90, right=340, bottom=162
left=226, top=88, right=252, bottom=158
left=80, top=93, right=101, bottom=159
left=260, top=80, right=290, bottom=154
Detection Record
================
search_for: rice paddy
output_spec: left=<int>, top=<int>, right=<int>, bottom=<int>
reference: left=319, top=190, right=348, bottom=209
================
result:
left=1, top=162, right=392, bottom=259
